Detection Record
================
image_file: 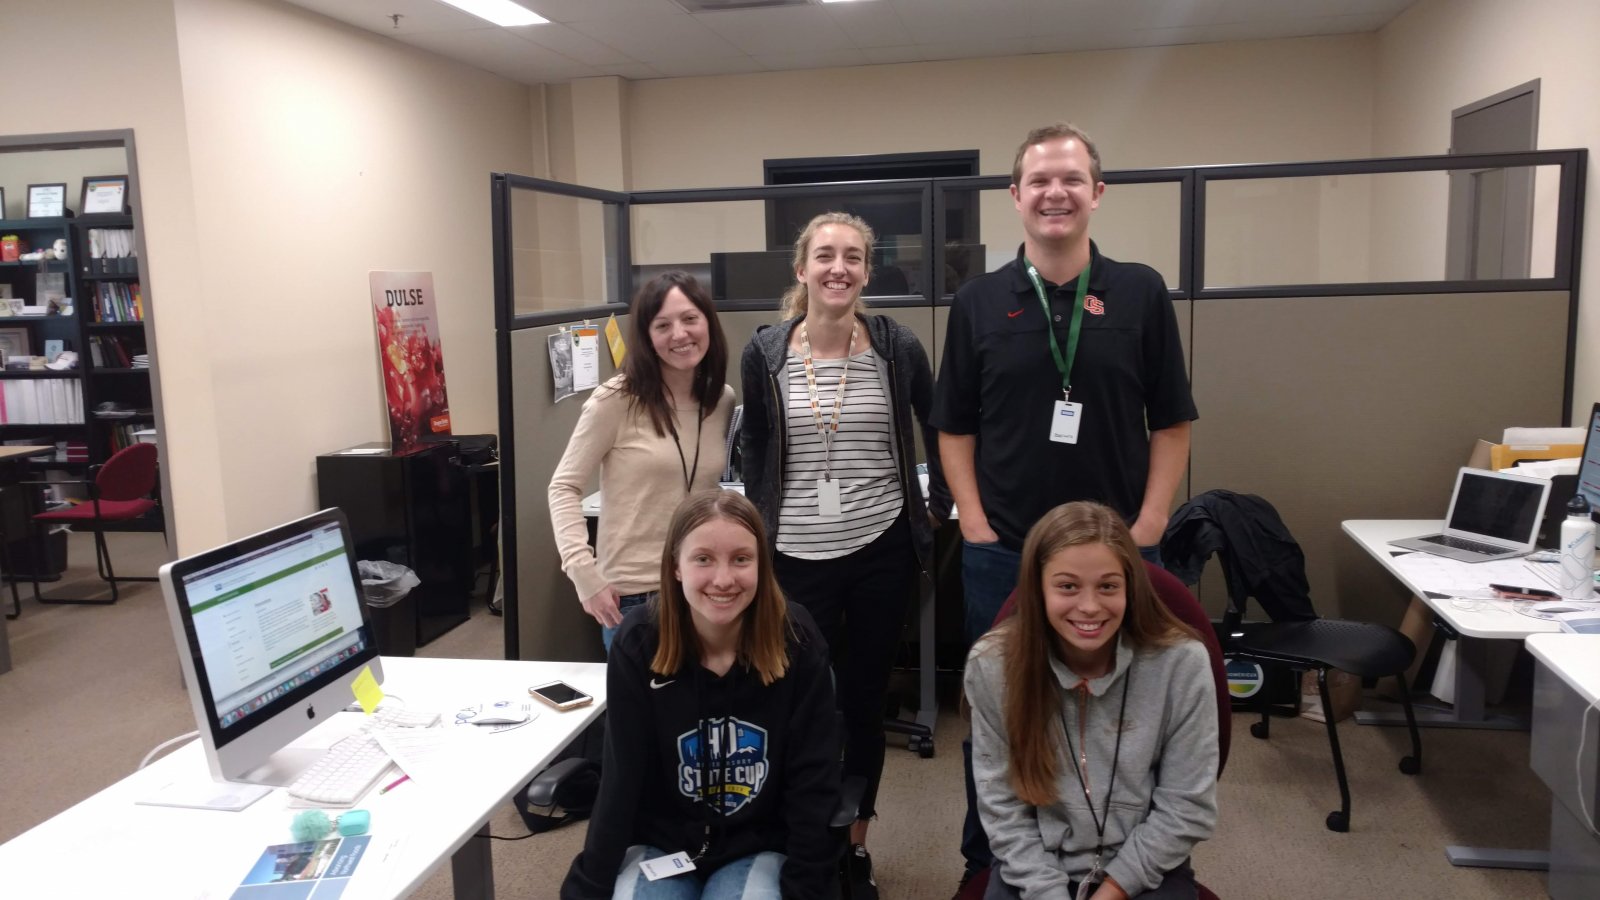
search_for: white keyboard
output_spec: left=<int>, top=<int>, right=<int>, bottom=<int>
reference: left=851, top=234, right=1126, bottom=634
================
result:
left=286, top=733, right=395, bottom=806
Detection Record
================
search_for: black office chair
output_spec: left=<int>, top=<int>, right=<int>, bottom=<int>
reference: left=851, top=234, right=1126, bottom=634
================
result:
left=1163, top=489, right=1423, bottom=833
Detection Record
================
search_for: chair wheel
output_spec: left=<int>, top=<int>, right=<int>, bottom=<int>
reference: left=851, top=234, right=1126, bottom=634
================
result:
left=916, top=736, right=935, bottom=759
left=1399, top=756, right=1421, bottom=775
left=1326, top=811, right=1349, bottom=832
left=1249, top=721, right=1269, bottom=739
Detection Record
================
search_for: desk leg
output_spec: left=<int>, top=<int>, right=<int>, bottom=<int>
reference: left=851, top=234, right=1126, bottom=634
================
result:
left=1445, top=846, right=1549, bottom=870
left=1354, top=636, right=1527, bottom=730
left=916, top=577, right=937, bottom=737
left=451, top=822, right=495, bottom=899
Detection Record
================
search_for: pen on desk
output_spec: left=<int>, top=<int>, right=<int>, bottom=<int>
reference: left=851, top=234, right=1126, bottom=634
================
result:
left=379, top=774, right=411, bottom=794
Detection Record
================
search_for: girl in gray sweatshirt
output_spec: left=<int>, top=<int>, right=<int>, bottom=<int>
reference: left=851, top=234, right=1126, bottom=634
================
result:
left=966, top=502, right=1218, bottom=900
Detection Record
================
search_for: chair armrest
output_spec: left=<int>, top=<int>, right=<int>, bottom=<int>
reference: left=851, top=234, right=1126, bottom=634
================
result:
left=524, top=757, right=598, bottom=809
left=831, top=774, right=867, bottom=830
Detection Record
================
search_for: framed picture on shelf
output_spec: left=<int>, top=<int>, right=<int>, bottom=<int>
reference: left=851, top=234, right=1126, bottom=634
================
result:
left=27, top=183, right=68, bottom=218
left=81, top=176, right=129, bottom=215
left=0, top=327, right=30, bottom=366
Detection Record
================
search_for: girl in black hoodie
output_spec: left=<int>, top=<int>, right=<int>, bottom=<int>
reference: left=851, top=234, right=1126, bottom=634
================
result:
left=561, top=490, right=841, bottom=900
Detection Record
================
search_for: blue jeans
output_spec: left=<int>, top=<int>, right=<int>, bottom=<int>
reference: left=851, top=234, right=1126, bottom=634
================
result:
left=612, top=845, right=786, bottom=900
left=602, top=592, right=655, bottom=654
left=961, top=540, right=1163, bottom=645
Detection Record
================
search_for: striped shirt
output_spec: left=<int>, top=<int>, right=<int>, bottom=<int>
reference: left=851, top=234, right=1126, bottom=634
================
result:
left=776, top=349, right=903, bottom=559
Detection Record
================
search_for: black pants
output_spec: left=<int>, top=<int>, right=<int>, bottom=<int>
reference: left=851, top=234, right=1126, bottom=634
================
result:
left=774, top=513, right=915, bottom=820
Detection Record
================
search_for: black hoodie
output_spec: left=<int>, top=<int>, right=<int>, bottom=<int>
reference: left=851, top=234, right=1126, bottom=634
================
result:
left=560, top=603, right=841, bottom=899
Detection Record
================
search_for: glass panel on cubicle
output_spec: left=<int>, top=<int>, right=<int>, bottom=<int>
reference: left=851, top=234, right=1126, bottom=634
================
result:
left=940, top=180, right=1183, bottom=297
left=509, top=189, right=618, bottom=317
left=1201, top=166, right=1561, bottom=288
left=631, top=191, right=928, bottom=304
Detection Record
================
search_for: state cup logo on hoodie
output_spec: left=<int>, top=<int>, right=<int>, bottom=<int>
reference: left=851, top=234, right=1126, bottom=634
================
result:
left=677, top=717, right=770, bottom=814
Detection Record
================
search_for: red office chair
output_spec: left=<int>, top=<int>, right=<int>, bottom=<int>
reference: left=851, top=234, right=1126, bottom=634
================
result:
left=956, top=563, right=1230, bottom=900
left=29, top=442, right=161, bottom=605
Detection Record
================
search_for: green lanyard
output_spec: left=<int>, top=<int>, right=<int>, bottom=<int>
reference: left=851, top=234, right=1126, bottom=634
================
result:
left=1023, top=257, right=1090, bottom=401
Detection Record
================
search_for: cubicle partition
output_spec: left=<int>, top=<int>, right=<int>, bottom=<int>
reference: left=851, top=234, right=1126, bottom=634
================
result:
left=494, top=149, right=1585, bottom=662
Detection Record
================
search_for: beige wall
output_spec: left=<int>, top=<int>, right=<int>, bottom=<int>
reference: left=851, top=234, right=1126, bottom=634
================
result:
left=1373, top=0, right=1600, bottom=422
left=167, top=0, right=533, bottom=543
left=0, top=149, right=128, bottom=220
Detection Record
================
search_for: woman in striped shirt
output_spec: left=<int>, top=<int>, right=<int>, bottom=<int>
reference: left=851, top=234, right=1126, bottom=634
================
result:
left=740, top=212, right=945, bottom=899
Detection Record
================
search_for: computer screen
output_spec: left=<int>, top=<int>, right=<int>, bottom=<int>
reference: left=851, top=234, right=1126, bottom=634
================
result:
left=161, top=508, right=381, bottom=785
left=1448, top=470, right=1546, bottom=541
left=1577, top=402, right=1600, bottom=515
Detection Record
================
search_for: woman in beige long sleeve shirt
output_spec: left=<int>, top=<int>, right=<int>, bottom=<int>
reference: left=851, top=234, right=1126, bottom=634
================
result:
left=548, top=272, right=735, bottom=651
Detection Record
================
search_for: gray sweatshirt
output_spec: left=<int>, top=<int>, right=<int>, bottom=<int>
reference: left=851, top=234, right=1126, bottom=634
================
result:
left=965, top=633, right=1218, bottom=899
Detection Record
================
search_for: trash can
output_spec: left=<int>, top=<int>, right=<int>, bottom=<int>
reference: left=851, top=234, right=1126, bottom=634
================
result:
left=358, top=560, right=420, bottom=657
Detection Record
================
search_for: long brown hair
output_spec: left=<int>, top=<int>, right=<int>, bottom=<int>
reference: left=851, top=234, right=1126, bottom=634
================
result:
left=999, top=501, right=1197, bottom=805
left=621, top=271, right=728, bottom=437
left=652, top=490, right=792, bottom=685
left=780, top=212, right=875, bottom=320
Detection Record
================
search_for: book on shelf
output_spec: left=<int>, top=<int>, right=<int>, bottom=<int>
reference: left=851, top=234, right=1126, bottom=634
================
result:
left=85, top=227, right=137, bottom=275
left=89, top=333, right=146, bottom=368
left=92, top=281, right=144, bottom=323
left=0, top=379, right=83, bottom=425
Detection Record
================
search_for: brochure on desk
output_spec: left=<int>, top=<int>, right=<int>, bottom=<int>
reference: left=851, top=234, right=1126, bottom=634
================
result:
left=230, top=835, right=369, bottom=899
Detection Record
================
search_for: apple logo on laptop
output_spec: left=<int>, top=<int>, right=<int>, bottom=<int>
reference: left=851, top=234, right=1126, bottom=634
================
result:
left=306, top=706, right=315, bottom=719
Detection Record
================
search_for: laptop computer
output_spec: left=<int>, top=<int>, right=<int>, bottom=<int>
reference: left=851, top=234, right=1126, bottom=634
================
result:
left=1390, top=467, right=1551, bottom=562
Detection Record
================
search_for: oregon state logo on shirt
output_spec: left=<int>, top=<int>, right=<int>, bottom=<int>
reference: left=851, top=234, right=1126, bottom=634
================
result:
left=677, top=717, right=770, bottom=814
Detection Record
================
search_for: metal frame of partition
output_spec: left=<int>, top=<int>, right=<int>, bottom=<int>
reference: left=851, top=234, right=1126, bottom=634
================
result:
left=492, top=148, right=1588, bottom=659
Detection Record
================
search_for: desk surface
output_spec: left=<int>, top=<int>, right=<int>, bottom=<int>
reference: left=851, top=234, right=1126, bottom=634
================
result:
left=0, top=656, right=605, bottom=899
left=1528, top=633, right=1600, bottom=705
left=1344, top=519, right=1567, bottom=640
left=0, top=444, right=52, bottom=462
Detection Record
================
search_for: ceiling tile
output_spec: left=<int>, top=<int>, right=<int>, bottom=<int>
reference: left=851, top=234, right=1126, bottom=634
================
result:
left=285, top=0, right=498, bottom=34
left=507, top=22, right=635, bottom=65
left=861, top=45, right=923, bottom=65
left=391, top=26, right=597, bottom=80
left=821, top=0, right=914, bottom=49
left=647, top=55, right=767, bottom=78
left=525, top=0, right=685, bottom=23
left=752, top=47, right=870, bottom=72
left=888, top=0, right=1035, bottom=44
left=697, top=7, right=853, bottom=56
left=569, top=10, right=744, bottom=63
left=606, top=62, right=666, bottom=80
left=915, top=37, right=1037, bottom=64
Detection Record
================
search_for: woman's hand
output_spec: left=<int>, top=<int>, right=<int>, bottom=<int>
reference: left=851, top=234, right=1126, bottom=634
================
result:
left=1088, top=876, right=1129, bottom=900
left=581, top=584, right=624, bottom=628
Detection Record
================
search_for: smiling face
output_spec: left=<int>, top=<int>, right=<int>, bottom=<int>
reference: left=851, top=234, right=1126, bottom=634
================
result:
left=1010, top=136, right=1104, bottom=250
left=1042, top=541, right=1127, bottom=678
left=674, top=516, right=760, bottom=642
left=649, top=286, right=710, bottom=377
left=796, top=223, right=869, bottom=319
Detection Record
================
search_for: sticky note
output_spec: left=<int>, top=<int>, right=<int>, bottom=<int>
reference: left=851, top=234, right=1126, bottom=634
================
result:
left=605, top=315, right=625, bottom=368
left=351, top=665, right=383, bottom=714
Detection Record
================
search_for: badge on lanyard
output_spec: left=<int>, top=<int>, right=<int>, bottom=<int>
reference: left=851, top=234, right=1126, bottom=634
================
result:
left=1024, top=257, right=1091, bottom=444
left=817, top=476, right=843, bottom=517
left=1050, top=398, right=1083, bottom=444
left=640, top=852, right=697, bottom=881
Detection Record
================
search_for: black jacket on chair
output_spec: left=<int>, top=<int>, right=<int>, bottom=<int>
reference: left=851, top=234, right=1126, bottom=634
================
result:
left=1161, top=490, right=1317, bottom=623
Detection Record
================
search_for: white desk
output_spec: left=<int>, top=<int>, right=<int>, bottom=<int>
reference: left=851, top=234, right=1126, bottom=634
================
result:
left=1528, top=634, right=1600, bottom=898
left=0, top=656, right=605, bottom=899
left=1344, top=519, right=1563, bottom=729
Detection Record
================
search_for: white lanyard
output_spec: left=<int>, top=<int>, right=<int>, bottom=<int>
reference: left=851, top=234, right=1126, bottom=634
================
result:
left=797, top=320, right=857, bottom=480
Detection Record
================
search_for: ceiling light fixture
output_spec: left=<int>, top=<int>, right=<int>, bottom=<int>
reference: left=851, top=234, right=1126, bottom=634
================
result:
left=434, top=0, right=547, bottom=27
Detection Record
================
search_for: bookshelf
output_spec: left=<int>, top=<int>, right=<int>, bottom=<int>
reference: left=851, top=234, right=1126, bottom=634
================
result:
left=0, top=217, right=87, bottom=468
left=71, top=214, right=152, bottom=463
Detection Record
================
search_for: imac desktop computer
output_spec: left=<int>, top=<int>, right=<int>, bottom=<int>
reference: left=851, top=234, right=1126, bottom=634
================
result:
left=160, top=508, right=383, bottom=787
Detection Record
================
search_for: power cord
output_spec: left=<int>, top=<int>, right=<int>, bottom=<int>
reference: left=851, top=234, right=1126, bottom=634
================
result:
left=1578, top=698, right=1600, bottom=836
left=139, top=730, right=199, bottom=769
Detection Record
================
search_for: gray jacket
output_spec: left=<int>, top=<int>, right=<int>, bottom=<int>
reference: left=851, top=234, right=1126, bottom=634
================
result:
left=739, top=313, right=949, bottom=569
left=965, top=634, right=1218, bottom=898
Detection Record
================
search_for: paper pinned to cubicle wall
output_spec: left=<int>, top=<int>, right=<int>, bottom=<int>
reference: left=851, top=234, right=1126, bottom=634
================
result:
left=572, top=327, right=600, bottom=392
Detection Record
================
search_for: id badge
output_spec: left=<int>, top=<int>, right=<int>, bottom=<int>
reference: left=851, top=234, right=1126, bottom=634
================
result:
left=1049, top=400, right=1084, bottom=444
left=1073, top=857, right=1104, bottom=900
left=818, top=477, right=843, bottom=517
left=639, top=852, right=697, bottom=881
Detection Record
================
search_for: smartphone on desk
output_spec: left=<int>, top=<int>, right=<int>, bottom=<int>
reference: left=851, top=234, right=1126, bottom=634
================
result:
left=529, top=680, right=594, bottom=711
left=1488, top=583, right=1560, bottom=600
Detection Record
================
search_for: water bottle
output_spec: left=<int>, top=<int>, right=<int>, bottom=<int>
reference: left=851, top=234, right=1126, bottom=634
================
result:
left=1559, top=494, right=1595, bottom=599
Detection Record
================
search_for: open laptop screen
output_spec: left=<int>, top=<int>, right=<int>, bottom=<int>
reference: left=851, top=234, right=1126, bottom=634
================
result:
left=1449, top=471, right=1545, bottom=541
left=1578, top=403, right=1600, bottom=514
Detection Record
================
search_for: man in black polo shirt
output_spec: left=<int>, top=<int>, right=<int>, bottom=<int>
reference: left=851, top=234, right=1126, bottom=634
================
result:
left=932, top=122, right=1197, bottom=645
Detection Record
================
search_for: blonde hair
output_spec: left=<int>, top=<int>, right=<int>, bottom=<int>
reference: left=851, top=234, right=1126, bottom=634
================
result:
left=652, top=490, right=792, bottom=685
left=1001, top=502, right=1196, bottom=805
left=780, top=212, right=875, bottom=320
left=1012, top=122, right=1103, bottom=186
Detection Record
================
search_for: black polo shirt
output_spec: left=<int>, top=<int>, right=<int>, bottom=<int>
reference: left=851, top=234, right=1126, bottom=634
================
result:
left=930, top=242, right=1196, bottom=550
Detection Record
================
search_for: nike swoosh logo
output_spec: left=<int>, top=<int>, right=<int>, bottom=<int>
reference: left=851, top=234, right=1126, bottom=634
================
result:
left=1007, top=308, right=1025, bottom=318
left=650, top=678, right=674, bottom=689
